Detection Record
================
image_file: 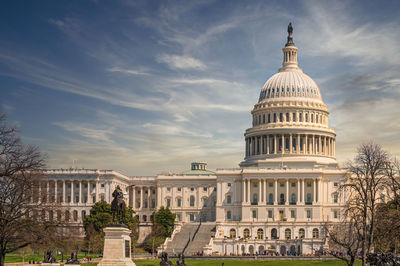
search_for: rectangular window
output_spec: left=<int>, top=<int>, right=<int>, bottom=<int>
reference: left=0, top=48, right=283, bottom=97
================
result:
left=177, top=198, right=181, bottom=207
left=101, top=183, right=105, bottom=188
left=203, top=186, right=207, bottom=192
left=227, top=183, right=231, bottom=187
left=190, top=187, right=194, bottom=191
left=268, top=210, right=273, bottom=218
left=333, top=194, right=338, bottom=203
left=334, top=210, right=338, bottom=219
left=253, top=183, right=258, bottom=188
left=189, top=214, right=194, bottom=221
left=227, top=211, right=231, bottom=220
left=291, top=182, right=296, bottom=187
left=334, top=182, right=338, bottom=187
left=269, top=182, right=273, bottom=187
left=280, top=183, right=284, bottom=187
left=177, top=214, right=181, bottom=221
left=293, top=113, right=296, bottom=122
left=307, top=182, right=311, bottom=187
left=306, top=210, right=311, bottom=219
left=167, top=187, right=171, bottom=192
left=291, top=210, right=296, bottom=218
left=166, top=199, right=171, bottom=207
left=252, top=210, right=257, bottom=219
left=177, top=187, right=182, bottom=192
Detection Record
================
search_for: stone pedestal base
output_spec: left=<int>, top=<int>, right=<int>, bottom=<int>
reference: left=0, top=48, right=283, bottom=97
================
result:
left=98, top=226, right=136, bottom=266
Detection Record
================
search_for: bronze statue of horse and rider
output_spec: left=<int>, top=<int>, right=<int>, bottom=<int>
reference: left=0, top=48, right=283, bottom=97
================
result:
left=111, top=185, right=126, bottom=225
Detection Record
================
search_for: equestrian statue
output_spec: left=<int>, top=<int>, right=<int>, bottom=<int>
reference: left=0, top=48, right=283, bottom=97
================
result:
left=111, top=185, right=126, bottom=225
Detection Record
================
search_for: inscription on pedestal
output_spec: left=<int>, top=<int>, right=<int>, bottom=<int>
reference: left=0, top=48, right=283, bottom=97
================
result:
left=125, top=240, right=130, bottom=258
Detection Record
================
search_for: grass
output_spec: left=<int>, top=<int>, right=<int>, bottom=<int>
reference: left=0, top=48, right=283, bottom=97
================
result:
left=4, top=252, right=100, bottom=263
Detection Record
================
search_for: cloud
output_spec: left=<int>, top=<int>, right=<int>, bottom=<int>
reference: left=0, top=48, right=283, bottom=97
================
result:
left=156, top=54, right=206, bottom=70
left=107, top=67, right=150, bottom=76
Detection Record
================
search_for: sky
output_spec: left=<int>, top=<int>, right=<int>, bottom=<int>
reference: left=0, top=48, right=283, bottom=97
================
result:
left=0, top=0, right=399, bottom=176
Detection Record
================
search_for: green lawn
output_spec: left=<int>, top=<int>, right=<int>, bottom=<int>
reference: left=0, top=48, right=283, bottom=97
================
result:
left=4, top=252, right=100, bottom=263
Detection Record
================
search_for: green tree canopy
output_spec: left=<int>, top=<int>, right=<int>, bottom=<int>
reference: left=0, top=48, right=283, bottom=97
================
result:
left=152, top=207, right=176, bottom=238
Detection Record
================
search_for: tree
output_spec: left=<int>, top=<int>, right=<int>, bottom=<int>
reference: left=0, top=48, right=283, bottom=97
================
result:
left=374, top=199, right=400, bottom=253
left=152, top=207, right=176, bottom=238
left=325, top=221, right=362, bottom=266
left=342, top=142, right=389, bottom=266
left=83, top=201, right=139, bottom=252
left=0, top=110, right=50, bottom=266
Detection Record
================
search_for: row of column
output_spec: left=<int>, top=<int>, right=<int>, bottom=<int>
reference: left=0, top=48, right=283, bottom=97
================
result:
left=241, top=178, right=322, bottom=205
left=245, top=134, right=335, bottom=157
left=31, top=180, right=100, bottom=205
left=132, top=186, right=155, bottom=210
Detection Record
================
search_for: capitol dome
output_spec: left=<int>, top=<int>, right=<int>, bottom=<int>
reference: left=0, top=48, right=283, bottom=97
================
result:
left=240, top=23, right=337, bottom=168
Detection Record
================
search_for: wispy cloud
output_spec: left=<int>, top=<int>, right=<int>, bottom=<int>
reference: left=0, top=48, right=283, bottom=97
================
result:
left=156, top=54, right=206, bottom=70
left=107, top=66, right=150, bottom=76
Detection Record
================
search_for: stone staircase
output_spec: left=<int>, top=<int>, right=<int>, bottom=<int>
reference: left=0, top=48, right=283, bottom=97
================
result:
left=163, top=223, right=215, bottom=256
left=164, top=223, right=198, bottom=255
left=184, top=223, right=215, bottom=256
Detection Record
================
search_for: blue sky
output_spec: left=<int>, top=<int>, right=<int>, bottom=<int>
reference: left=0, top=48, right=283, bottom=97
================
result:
left=1, top=0, right=399, bottom=175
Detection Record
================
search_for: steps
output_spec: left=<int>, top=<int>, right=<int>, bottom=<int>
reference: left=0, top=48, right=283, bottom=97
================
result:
left=164, top=223, right=198, bottom=256
left=184, top=224, right=215, bottom=256
left=163, top=223, right=215, bottom=256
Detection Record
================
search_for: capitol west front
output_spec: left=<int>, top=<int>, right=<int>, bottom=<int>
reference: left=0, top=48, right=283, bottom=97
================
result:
left=42, top=27, right=347, bottom=255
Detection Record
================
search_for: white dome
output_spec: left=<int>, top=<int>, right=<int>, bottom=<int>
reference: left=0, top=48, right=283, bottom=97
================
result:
left=258, top=69, right=322, bottom=103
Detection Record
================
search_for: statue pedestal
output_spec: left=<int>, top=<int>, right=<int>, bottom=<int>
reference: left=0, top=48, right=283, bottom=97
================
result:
left=98, top=226, right=135, bottom=266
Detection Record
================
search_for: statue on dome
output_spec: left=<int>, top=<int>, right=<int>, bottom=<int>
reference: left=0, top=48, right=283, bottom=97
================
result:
left=286, top=22, right=295, bottom=46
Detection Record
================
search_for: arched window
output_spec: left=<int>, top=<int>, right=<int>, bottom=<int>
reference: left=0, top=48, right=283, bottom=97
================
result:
left=279, top=113, right=283, bottom=122
left=306, top=193, right=312, bottom=204
left=143, top=215, right=147, bottom=222
left=243, top=228, right=250, bottom=239
left=291, top=193, right=296, bottom=204
left=57, top=210, right=62, bottom=222
left=311, top=114, right=314, bottom=123
left=285, top=229, right=291, bottom=240
left=305, top=113, right=308, bottom=122
left=203, top=198, right=207, bottom=207
left=271, top=228, right=278, bottom=239
left=190, top=195, right=195, bottom=207
left=286, top=113, right=289, bottom=122
left=268, top=113, right=271, bottom=123
left=299, top=112, right=303, bottom=122
left=299, top=228, right=305, bottom=239
left=81, top=210, right=86, bottom=221
left=268, top=193, right=274, bottom=204
left=313, top=228, right=319, bottom=239
left=226, top=195, right=232, bottom=204
left=263, top=114, right=265, bottom=124
left=257, top=229, right=264, bottom=240
left=273, top=113, right=277, bottom=122
left=226, top=211, right=231, bottom=220
left=73, top=210, right=78, bottom=222
left=253, top=193, right=258, bottom=204
left=230, top=228, right=236, bottom=238
left=177, top=197, right=182, bottom=207
left=65, top=210, right=70, bottom=222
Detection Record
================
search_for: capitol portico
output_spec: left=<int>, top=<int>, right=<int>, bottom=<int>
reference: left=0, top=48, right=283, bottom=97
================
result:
left=41, top=24, right=347, bottom=255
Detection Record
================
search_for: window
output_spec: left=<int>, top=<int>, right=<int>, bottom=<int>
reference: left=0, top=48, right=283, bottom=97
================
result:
left=333, top=194, right=338, bottom=203
left=166, top=198, right=171, bottom=207
left=271, top=228, right=278, bottom=239
left=312, top=228, right=319, bottom=239
left=81, top=210, right=86, bottom=221
left=280, top=183, right=284, bottom=187
left=285, top=229, right=291, bottom=240
left=286, top=113, right=289, bottom=122
left=291, top=210, right=296, bottom=218
left=263, top=114, right=265, bottom=124
left=252, top=210, right=257, bottom=219
left=268, top=114, right=271, bottom=123
left=190, top=214, right=195, bottom=222
left=268, top=193, right=274, bottom=204
left=280, top=193, right=285, bottom=204
left=253, top=193, right=258, bottom=204
left=257, top=229, right=264, bottom=240
left=334, top=210, right=338, bottom=219
left=227, top=183, right=231, bottom=187
left=190, top=195, right=195, bottom=207
left=177, top=214, right=181, bottom=221
left=203, top=198, right=207, bottom=207
left=253, top=183, right=258, bottom=188
left=279, top=113, right=283, bottom=122
left=306, top=210, right=312, bottom=219
left=299, top=228, right=305, bottom=239
left=306, top=193, right=312, bottom=204
left=299, top=113, right=303, bottom=122
left=227, top=211, right=232, bottom=220
left=177, top=187, right=182, bottom=192
left=307, top=182, right=311, bottom=187
left=226, top=195, right=231, bottom=204
left=101, top=183, right=105, bottom=188
left=273, top=113, right=277, bottom=122
left=293, top=113, right=296, bottom=122
left=269, top=182, right=273, bottom=187
left=291, top=182, right=296, bottom=187
left=177, top=198, right=181, bottom=207
left=230, top=228, right=236, bottom=238
left=243, top=228, right=250, bottom=239
left=203, top=186, right=207, bottom=192
left=291, top=193, right=296, bottom=204
left=167, top=187, right=171, bottom=192
left=73, top=210, right=78, bottom=222
left=268, top=210, right=273, bottom=218
left=334, top=182, right=338, bottom=187
left=190, top=187, right=194, bottom=191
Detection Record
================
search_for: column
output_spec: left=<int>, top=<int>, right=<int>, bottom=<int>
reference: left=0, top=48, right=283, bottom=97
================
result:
left=312, top=135, right=315, bottom=155
left=318, top=179, right=322, bottom=204
left=261, top=136, right=264, bottom=154
left=132, top=187, right=136, bottom=208
left=318, top=136, right=322, bottom=154
left=54, top=181, right=58, bottom=203
left=148, top=187, right=152, bottom=209
left=217, top=182, right=222, bottom=205
left=95, top=181, right=99, bottom=203
left=274, top=135, right=277, bottom=154
left=70, top=181, right=73, bottom=204
left=274, top=179, right=278, bottom=204
left=297, top=178, right=300, bottom=204
left=245, top=138, right=248, bottom=157
left=313, top=179, right=316, bottom=204
left=285, top=179, right=289, bottom=205
left=79, top=181, right=82, bottom=204
left=297, top=134, right=300, bottom=153
left=62, top=180, right=65, bottom=203
left=263, top=179, right=267, bottom=203
left=140, top=186, right=143, bottom=209
left=87, top=181, right=91, bottom=204
left=281, top=134, right=285, bottom=153
left=333, top=139, right=335, bottom=156
left=247, top=179, right=250, bottom=203
left=242, top=179, right=246, bottom=204
left=305, top=135, right=308, bottom=154
left=266, top=135, right=270, bottom=154
left=258, top=179, right=261, bottom=204
left=253, top=137, right=256, bottom=155
left=301, top=179, right=305, bottom=204
left=289, top=134, right=293, bottom=153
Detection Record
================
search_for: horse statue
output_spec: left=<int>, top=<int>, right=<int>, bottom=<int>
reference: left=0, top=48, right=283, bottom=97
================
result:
left=111, top=185, right=126, bottom=224
left=43, top=249, right=57, bottom=263
left=65, top=251, right=80, bottom=264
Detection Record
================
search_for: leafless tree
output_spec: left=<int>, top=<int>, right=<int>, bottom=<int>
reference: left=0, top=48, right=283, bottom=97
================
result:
left=325, top=219, right=362, bottom=266
left=384, top=158, right=400, bottom=208
left=342, top=142, right=389, bottom=266
left=0, top=110, right=54, bottom=265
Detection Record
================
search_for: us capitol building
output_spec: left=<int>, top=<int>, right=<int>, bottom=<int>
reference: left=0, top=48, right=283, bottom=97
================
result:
left=41, top=25, right=347, bottom=255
